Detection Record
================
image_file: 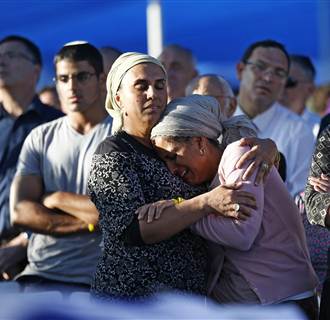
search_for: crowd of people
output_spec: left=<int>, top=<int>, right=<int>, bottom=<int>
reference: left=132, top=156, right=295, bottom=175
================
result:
left=0, top=34, right=329, bottom=320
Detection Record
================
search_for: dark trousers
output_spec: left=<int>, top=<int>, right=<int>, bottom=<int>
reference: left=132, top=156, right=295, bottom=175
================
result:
left=290, top=295, right=319, bottom=320
left=17, top=275, right=90, bottom=297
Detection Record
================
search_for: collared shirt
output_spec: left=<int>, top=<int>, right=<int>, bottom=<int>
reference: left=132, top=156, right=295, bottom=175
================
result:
left=0, top=97, right=63, bottom=239
left=235, top=102, right=315, bottom=197
left=302, top=108, right=321, bottom=140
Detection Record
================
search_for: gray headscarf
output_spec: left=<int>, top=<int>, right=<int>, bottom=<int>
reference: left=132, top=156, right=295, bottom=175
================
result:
left=105, top=52, right=167, bottom=134
left=151, top=95, right=257, bottom=147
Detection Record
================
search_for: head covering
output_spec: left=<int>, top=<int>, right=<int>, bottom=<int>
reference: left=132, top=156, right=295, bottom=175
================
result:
left=105, top=52, right=167, bottom=134
left=151, top=94, right=257, bottom=147
left=63, top=40, right=88, bottom=46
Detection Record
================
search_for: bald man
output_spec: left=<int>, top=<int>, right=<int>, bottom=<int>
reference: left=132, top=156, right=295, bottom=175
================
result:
left=186, top=74, right=237, bottom=119
left=159, top=44, right=197, bottom=102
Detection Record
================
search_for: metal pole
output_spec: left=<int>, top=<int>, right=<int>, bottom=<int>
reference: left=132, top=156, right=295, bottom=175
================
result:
left=146, top=0, right=163, bottom=58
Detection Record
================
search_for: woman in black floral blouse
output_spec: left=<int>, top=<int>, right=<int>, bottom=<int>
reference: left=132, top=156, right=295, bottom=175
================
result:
left=305, top=125, right=330, bottom=320
left=88, top=52, right=278, bottom=301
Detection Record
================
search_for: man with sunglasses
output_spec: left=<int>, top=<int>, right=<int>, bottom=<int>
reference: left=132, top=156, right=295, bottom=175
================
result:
left=9, top=41, right=112, bottom=293
left=235, top=40, right=314, bottom=198
left=279, top=55, right=320, bottom=140
left=0, top=35, right=63, bottom=280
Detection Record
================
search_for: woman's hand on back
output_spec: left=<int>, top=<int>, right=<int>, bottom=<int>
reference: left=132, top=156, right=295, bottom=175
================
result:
left=236, top=137, right=278, bottom=185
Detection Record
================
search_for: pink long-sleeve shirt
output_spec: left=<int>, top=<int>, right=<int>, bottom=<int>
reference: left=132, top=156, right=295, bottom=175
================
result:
left=193, top=141, right=318, bottom=305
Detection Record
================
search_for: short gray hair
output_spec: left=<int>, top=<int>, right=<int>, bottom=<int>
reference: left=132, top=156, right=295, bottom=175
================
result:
left=186, top=74, right=234, bottom=96
left=160, top=44, right=197, bottom=67
left=290, top=55, right=316, bottom=82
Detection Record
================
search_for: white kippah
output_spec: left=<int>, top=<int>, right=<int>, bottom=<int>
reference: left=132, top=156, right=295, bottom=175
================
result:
left=63, top=40, right=89, bottom=47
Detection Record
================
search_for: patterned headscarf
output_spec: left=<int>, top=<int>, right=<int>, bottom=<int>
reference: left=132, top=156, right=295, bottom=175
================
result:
left=105, top=52, right=167, bottom=134
left=151, top=94, right=257, bottom=146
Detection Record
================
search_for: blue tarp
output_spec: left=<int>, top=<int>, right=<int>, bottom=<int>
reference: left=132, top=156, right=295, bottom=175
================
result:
left=0, top=0, right=323, bottom=89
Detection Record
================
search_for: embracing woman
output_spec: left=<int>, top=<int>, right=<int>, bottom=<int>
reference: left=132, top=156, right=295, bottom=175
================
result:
left=140, top=94, right=318, bottom=319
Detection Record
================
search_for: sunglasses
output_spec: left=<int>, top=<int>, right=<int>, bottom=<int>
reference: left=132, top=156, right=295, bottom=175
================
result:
left=285, top=77, right=311, bottom=89
left=285, top=77, right=298, bottom=88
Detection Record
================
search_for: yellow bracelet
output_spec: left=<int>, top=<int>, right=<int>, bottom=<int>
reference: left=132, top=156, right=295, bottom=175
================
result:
left=173, top=197, right=185, bottom=205
left=88, top=223, right=95, bottom=232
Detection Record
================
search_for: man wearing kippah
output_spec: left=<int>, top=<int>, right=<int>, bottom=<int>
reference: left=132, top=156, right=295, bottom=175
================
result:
left=10, top=41, right=112, bottom=293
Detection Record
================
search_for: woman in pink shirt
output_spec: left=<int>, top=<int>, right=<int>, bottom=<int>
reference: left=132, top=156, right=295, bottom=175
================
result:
left=139, top=95, right=318, bottom=320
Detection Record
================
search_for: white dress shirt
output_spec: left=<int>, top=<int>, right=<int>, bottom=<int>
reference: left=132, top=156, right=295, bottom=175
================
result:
left=302, top=108, right=321, bottom=140
left=235, top=102, right=315, bottom=197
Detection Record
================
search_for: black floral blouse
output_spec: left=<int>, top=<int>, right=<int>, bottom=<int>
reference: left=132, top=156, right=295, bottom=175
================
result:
left=88, top=131, right=207, bottom=300
left=305, top=125, right=330, bottom=227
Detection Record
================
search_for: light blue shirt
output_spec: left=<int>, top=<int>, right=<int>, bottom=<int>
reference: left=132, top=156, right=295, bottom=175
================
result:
left=302, top=108, right=321, bottom=140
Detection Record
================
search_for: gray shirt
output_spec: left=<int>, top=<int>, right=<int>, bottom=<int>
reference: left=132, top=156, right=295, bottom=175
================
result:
left=16, top=116, right=112, bottom=284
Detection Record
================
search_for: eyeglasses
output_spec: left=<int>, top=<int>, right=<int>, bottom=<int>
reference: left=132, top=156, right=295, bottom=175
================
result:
left=54, top=71, right=96, bottom=84
left=244, top=60, right=288, bottom=80
left=0, top=51, right=36, bottom=63
left=285, top=77, right=311, bottom=89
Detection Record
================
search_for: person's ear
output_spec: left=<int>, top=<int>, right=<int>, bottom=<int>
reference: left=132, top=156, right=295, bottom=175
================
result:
left=33, top=64, right=41, bottom=83
left=34, top=64, right=41, bottom=75
left=307, top=83, right=315, bottom=97
left=115, top=93, right=127, bottom=115
left=115, top=92, right=121, bottom=107
left=236, top=62, right=245, bottom=81
left=98, top=72, right=106, bottom=87
left=195, top=136, right=207, bottom=156
left=192, top=69, right=198, bottom=79
left=98, top=72, right=107, bottom=95
left=227, top=96, right=237, bottom=118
